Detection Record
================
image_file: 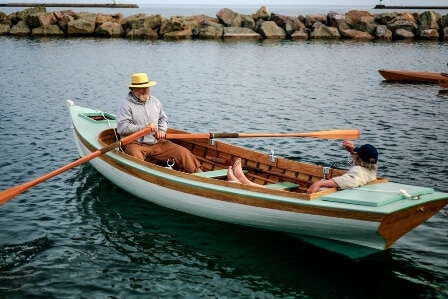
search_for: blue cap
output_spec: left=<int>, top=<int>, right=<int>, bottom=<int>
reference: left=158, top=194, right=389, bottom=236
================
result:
left=354, top=144, right=378, bottom=163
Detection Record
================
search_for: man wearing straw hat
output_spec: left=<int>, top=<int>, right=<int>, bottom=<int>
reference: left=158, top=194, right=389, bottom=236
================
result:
left=117, top=72, right=202, bottom=173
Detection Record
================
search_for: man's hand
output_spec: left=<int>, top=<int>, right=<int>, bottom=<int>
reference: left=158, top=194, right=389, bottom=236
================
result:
left=146, top=123, right=158, bottom=132
left=155, top=131, right=166, bottom=139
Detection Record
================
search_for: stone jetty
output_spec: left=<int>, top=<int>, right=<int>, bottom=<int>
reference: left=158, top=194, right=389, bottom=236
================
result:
left=0, top=3, right=139, bottom=8
left=0, top=6, right=447, bottom=41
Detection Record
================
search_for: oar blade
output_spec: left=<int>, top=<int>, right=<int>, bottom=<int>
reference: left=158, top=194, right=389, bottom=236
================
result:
left=0, top=183, right=34, bottom=205
left=296, top=129, right=361, bottom=139
left=0, top=127, right=152, bottom=205
left=238, top=129, right=361, bottom=139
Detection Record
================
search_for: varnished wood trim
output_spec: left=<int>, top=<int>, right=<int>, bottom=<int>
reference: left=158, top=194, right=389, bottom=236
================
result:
left=379, top=199, right=448, bottom=248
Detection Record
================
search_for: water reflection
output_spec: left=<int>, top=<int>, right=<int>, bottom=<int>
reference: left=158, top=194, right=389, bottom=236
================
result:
left=71, top=165, right=445, bottom=298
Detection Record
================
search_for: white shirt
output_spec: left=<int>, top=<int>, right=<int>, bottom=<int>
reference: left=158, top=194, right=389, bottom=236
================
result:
left=332, top=165, right=377, bottom=190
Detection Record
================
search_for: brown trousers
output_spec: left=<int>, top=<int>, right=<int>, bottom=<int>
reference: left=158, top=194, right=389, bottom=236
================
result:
left=123, top=139, right=202, bottom=173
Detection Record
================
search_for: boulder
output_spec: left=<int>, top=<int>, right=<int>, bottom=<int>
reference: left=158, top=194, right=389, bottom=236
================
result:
left=96, top=21, right=124, bottom=37
left=419, top=10, right=441, bottom=30
left=159, top=15, right=203, bottom=36
left=257, top=20, right=286, bottom=39
left=9, top=20, right=31, bottom=35
left=66, top=12, right=97, bottom=35
left=401, top=12, right=418, bottom=24
left=251, top=6, right=270, bottom=21
left=441, top=27, right=448, bottom=41
left=394, top=28, right=415, bottom=39
left=163, top=29, right=193, bottom=39
left=96, top=13, right=124, bottom=25
left=223, top=27, right=262, bottom=39
left=438, top=14, right=448, bottom=28
left=26, top=12, right=58, bottom=29
left=241, top=15, right=256, bottom=30
left=327, top=12, right=350, bottom=32
left=374, top=25, right=393, bottom=39
left=310, top=22, right=340, bottom=39
left=122, top=14, right=162, bottom=32
left=126, top=27, right=158, bottom=39
left=417, top=28, right=439, bottom=40
left=304, top=14, right=326, bottom=28
left=345, top=10, right=373, bottom=27
left=32, top=24, right=64, bottom=36
left=387, top=15, right=416, bottom=34
left=0, top=23, right=10, bottom=35
left=270, top=13, right=304, bottom=36
left=290, top=29, right=308, bottom=40
left=354, top=15, right=377, bottom=34
left=216, top=8, right=243, bottom=27
left=75, top=12, right=97, bottom=22
left=374, top=12, right=398, bottom=25
left=195, top=20, right=223, bottom=39
left=0, top=11, right=11, bottom=27
left=340, top=29, right=375, bottom=40
left=57, top=13, right=74, bottom=34
left=16, top=6, right=46, bottom=21
left=67, top=17, right=96, bottom=35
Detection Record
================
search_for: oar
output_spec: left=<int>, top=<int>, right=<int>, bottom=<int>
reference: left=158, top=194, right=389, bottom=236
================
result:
left=0, top=127, right=152, bottom=205
left=166, top=129, right=360, bottom=140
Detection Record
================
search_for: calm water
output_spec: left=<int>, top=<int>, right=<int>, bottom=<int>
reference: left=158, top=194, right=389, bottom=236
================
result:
left=1, top=5, right=448, bottom=299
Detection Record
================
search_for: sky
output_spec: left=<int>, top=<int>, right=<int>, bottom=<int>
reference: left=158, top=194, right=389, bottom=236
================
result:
left=2, top=0, right=447, bottom=5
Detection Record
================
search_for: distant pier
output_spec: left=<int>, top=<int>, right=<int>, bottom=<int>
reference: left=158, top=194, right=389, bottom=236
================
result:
left=0, top=3, right=138, bottom=8
left=374, top=5, right=448, bottom=9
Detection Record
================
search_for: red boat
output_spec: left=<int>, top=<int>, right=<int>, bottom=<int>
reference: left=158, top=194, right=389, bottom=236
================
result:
left=378, top=69, right=447, bottom=84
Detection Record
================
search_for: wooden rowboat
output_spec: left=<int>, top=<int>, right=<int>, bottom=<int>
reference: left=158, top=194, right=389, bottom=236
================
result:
left=67, top=101, right=448, bottom=258
left=378, top=69, right=447, bottom=83
left=439, top=78, right=448, bottom=88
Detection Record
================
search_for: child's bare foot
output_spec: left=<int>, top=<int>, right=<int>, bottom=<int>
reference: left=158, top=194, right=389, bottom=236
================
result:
left=232, top=158, right=262, bottom=187
left=227, top=166, right=241, bottom=183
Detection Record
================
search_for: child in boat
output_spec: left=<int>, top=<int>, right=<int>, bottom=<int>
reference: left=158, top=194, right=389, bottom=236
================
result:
left=306, top=141, right=378, bottom=194
left=227, top=140, right=378, bottom=194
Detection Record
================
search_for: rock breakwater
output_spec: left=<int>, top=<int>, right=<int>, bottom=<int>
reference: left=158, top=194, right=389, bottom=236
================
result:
left=0, top=6, right=447, bottom=41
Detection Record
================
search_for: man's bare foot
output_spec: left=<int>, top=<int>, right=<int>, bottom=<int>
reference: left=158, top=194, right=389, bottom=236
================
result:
left=227, top=166, right=241, bottom=183
left=232, top=158, right=261, bottom=187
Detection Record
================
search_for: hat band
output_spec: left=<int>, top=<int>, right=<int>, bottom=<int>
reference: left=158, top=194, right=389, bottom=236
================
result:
left=132, top=81, right=149, bottom=85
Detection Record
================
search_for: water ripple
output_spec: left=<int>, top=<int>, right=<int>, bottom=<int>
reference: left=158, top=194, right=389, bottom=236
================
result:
left=0, top=35, right=447, bottom=298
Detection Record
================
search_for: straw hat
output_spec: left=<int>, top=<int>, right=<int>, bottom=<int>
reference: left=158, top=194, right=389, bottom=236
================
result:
left=127, top=73, right=157, bottom=88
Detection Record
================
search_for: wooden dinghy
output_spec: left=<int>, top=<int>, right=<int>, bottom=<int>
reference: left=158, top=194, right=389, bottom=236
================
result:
left=378, top=69, right=447, bottom=83
left=66, top=101, right=448, bottom=258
